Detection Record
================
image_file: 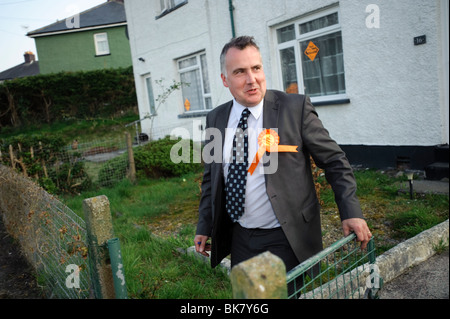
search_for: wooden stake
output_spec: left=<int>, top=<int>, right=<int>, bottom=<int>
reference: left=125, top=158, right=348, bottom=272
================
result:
left=39, top=142, right=48, bottom=178
left=9, top=145, right=15, bottom=169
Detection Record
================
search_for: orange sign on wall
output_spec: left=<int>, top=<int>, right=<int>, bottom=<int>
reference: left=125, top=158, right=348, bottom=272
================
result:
left=184, top=98, right=191, bottom=111
left=304, top=41, right=319, bottom=61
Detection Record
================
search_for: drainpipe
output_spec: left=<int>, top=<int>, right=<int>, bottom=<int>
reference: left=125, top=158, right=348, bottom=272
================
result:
left=228, top=0, right=236, bottom=38
left=107, top=237, right=128, bottom=299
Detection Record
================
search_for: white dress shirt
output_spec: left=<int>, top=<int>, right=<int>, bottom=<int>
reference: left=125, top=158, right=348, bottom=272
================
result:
left=222, top=99, right=281, bottom=229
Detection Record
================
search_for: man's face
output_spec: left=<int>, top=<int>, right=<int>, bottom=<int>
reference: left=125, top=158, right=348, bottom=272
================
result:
left=221, top=46, right=267, bottom=107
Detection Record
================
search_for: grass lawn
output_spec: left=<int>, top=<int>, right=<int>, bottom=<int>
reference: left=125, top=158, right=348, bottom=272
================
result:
left=62, top=173, right=232, bottom=299
left=61, top=168, right=448, bottom=299
left=5, top=116, right=447, bottom=299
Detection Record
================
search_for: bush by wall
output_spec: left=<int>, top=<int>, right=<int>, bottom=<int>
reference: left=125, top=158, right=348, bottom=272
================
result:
left=0, top=67, right=137, bottom=128
left=134, top=136, right=203, bottom=179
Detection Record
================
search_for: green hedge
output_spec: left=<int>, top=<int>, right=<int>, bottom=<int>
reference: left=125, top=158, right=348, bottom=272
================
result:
left=0, top=67, right=137, bottom=128
left=134, top=136, right=203, bottom=179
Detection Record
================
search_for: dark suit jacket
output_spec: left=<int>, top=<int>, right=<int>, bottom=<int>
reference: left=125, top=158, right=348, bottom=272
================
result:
left=196, top=90, right=363, bottom=268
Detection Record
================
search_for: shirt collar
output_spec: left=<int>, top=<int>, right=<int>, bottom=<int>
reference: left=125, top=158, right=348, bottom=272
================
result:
left=232, top=98, right=263, bottom=121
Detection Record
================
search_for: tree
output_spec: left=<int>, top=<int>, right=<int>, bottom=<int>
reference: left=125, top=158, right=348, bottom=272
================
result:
left=145, top=78, right=188, bottom=141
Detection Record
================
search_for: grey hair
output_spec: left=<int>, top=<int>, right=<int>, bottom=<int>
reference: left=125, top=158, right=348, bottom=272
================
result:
left=220, top=36, right=261, bottom=77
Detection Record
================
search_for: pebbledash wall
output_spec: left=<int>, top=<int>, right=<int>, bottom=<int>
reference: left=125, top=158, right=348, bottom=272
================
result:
left=124, top=0, right=449, bottom=170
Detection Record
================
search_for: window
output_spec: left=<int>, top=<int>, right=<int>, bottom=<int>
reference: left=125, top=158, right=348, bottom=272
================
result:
left=161, top=0, right=186, bottom=10
left=276, top=7, right=347, bottom=103
left=157, top=0, right=187, bottom=18
left=145, top=75, right=156, bottom=115
left=178, top=52, right=212, bottom=112
left=94, top=32, right=110, bottom=56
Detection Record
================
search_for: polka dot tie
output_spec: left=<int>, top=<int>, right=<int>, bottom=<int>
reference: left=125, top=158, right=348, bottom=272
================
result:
left=225, top=108, right=250, bottom=222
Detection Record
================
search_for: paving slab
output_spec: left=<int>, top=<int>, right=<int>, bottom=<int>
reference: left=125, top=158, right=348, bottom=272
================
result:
left=379, top=249, right=449, bottom=299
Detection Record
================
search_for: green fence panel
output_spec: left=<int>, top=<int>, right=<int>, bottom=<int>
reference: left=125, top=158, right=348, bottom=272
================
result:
left=286, top=233, right=382, bottom=299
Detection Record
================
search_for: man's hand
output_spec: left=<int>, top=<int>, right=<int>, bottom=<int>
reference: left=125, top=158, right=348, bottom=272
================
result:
left=342, top=218, right=372, bottom=250
left=194, top=235, right=211, bottom=257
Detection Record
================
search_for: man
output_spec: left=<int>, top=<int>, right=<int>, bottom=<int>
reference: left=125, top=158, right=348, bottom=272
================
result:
left=195, top=36, right=371, bottom=274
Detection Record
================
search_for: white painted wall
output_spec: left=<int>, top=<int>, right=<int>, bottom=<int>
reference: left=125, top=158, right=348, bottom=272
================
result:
left=125, top=0, right=448, bottom=146
left=332, top=0, right=444, bottom=146
left=439, top=0, right=449, bottom=145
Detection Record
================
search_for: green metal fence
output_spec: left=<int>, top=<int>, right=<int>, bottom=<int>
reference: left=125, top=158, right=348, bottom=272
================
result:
left=286, top=234, right=382, bottom=299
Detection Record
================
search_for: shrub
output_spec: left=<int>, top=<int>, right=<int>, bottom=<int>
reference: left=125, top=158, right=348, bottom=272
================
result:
left=134, top=136, right=202, bottom=179
left=0, top=134, right=92, bottom=194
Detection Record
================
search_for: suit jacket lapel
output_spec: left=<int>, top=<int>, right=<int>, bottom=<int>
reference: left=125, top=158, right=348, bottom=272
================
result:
left=216, top=101, right=233, bottom=145
left=263, top=90, right=279, bottom=130
left=262, top=90, right=280, bottom=186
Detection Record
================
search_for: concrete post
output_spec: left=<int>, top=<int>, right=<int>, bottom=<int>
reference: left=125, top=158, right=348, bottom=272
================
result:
left=83, top=195, right=115, bottom=299
left=230, top=251, right=288, bottom=299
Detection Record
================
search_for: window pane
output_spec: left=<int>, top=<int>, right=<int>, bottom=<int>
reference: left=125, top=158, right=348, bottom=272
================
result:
left=277, top=24, right=295, bottom=43
left=180, top=70, right=203, bottom=111
left=204, top=97, right=212, bottom=110
left=96, top=33, right=106, bottom=41
left=173, top=0, right=185, bottom=6
left=178, top=52, right=211, bottom=112
left=200, top=54, right=210, bottom=94
left=168, top=0, right=185, bottom=7
left=304, top=77, right=322, bottom=96
left=145, top=77, right=156, bottom=114
left=178, top=56, right=197, bottom=69
left=279, top=47, right=298, bottom=93
left=299, top=12, right=339, bottom=34
left=95, top=33, right=109, bottom=54
left=300, top=31, right=345, bottom=97
left=98, top=41, right=108, bottom=53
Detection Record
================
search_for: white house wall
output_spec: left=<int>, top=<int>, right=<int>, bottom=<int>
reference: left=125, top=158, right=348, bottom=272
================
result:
left=125, top=0, right=232, bottom=141
left=332, top=0, right=444, bottom=147
left=125, top=0, right=448, bottom=147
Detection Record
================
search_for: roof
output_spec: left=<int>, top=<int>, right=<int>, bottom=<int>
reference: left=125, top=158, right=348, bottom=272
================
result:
left=0, top=61, right=40, bottom=81
left=27, top=0, right=126, bottom=38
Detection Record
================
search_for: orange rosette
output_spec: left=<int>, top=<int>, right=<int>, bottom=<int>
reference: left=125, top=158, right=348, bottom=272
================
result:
left=248, top=129, right=298, bottom=175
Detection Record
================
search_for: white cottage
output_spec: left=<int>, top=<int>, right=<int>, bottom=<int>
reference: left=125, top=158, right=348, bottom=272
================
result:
left=124, top=0, right=448, bottom=175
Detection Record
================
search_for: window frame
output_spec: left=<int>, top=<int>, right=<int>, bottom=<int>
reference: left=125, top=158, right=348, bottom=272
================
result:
left=275, top=6, right=349, bottom=105
left=144, top=74, right=157, bottom=116
left=156, top=0, right=188, bottom=19
left=93, top=32, right=110, bottom=56
left=177, top=52, right=212, bottom=114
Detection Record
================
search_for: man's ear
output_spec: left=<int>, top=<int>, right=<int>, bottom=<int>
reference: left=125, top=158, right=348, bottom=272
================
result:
left=221, top=73, right=229, bottom=88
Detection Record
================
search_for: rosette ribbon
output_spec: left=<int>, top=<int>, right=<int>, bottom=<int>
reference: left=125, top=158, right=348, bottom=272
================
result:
left=248, top=129, right=298, bottom=175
